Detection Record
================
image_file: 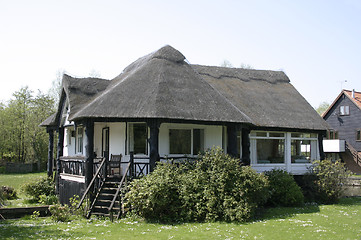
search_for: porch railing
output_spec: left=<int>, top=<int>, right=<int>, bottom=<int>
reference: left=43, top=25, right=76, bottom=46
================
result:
left=59, top=156, right=86, bottom=176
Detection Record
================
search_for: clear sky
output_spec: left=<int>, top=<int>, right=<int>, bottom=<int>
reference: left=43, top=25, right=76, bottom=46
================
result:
left=1, top=0, right=360, bottom=108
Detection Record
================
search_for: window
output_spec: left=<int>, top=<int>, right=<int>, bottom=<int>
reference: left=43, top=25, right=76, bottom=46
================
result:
left=357, top=130, right=361, bottom=141
left=128, top=123, right=147, bottom=155
left=169, top=128, right=204, bottom=155
left=250, top=131, right=285, bottom=164
left=291, top=133, right=318, bottom=163
left=340, top=105, right=350, bottom=116
left=76, top=127, right=83, bottom=154
left=327, top=130, right=339, bottom=139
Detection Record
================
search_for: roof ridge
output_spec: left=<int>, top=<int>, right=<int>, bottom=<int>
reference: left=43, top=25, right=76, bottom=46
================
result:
left=190, top=65, right=254, bottom=123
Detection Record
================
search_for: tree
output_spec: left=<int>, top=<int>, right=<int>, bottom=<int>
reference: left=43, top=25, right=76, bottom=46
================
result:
left=220, top=60, right=234, bottom=68
left=315, top=102, right=330, bottom=116
left=0, top=86, right=55, bottom=168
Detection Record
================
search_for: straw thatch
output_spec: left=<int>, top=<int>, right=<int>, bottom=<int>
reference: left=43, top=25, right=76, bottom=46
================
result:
left=43, top=45, right=328, bottom=131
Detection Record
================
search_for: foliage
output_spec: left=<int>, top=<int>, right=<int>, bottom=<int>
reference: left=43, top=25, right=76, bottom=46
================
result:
left=30, top=210, right=40, bottom=220
left=39, top=194, right=58, bottom=205
left=264, top=169, right=304, bottom=207
left=49, top=204, right=72, bottom=222
left=22, top=177, right=56, bottom=202
left=0, top=86, right=56, bottom=168
left=126, top=147, right=269, bottom=222
left=307, top=160, right=351, bottom=204
left=125, top=162, right=182, bottom=222
left=48, top=195, right=84, bottom=222
left=315, top=101, right=330, bottom=115
left=0, top=186, right=18, bottom=200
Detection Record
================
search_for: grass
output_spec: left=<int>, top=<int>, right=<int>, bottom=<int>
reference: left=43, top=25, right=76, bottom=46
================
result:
left=0, top=172, right=47, bottom=207
left=1, top=197, right=361, bottom=239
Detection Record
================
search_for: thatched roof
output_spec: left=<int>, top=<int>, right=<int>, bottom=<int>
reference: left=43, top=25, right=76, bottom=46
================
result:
left=71, top=46, right=251, bottom=123
left=193, top=65, right=329, bottom=130
left=43, top=45, right=328, bottom=131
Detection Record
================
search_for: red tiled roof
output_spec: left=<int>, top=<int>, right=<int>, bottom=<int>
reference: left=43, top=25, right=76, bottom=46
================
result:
left=344, top=89, right=361, bottom=109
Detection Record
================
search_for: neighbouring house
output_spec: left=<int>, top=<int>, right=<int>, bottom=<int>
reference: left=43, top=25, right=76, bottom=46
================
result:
left=322, top=89, right=361, bottom=173
left=41, top=45, right=328, bottom=218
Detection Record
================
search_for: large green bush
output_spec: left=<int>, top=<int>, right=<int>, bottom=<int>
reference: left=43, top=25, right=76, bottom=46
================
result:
left=23, top=177, right=56, bottom=202
left=265, top=169, right=304, bottom=207
left=125, top=162, right=183, bottom=222
left=306, top=160, right=351, bottom=204
left=125, top=147, right=269, bottom=222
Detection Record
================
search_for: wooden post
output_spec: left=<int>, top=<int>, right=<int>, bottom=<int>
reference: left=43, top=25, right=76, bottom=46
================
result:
left=47, top=129, right=54, bottom=178
left=241, top=128, right=251, bottom=165
left=84, top=120, right=95, bottom=189
left=227, top=123, right=238, bottom=158
left=130, top=151, right=134, bottom=178
left=318, top=133, right=325, bottom=160
left=56, top=127, right=64, bottom=194
left=148, top=119, right=160, bottom=172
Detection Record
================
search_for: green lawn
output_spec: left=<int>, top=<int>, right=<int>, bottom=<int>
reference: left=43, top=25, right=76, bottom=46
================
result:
left=0, top=172, right=47, bottom=207
left=1, top=197, right=361, bottom=239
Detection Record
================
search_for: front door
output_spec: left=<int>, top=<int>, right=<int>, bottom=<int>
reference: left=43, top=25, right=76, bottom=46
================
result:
left=102, top=127, right=109, bottom=161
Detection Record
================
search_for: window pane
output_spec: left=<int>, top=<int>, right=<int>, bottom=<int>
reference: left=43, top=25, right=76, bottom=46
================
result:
left=357, top=130, right=361, bottom=141
left=256, top=139, right=284, bottom=164
left=77, top=127, right=83, bottom=153
left=169, top=129, right=191, bottom=154
left=193, top=129, right=204, bottom=155
left=291, top=133, right=302, bottom=138
left=256, top=132, right=267, bottom=137
left=129, top=123, right=147, bottom=154
left=291, top=140, right=312, bottom=163
left=269, top=132, right=284, bottom=138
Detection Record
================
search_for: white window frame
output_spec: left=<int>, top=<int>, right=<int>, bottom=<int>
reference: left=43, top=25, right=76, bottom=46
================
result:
left=340, top=105, right=350, bottom=116
left=76, top=127, right=83, bottom=154
left=290, top=133, right=318, bottom=164
left=127, top=122, right=148, bottom=156
left=250, top=131, right=286, bottom=165
left=168, top=127, right=204, bottom=156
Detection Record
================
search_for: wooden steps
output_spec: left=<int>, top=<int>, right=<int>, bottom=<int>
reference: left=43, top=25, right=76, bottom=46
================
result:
left=86, top=176, right=128, bottom=219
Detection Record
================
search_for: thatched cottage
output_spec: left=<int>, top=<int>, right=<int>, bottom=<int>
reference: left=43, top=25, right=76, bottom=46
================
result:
left=41, top=45, right=328, bottom=216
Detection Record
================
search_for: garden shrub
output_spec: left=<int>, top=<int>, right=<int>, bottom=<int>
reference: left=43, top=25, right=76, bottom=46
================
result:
left=265, top=169, right=304, bottom=207
left=306, top=160, right=351, bottom=204
left=1, top=186, right=17, bottom=200
left=125, top=162, right=183, bottom=222
left=49, top=204, right=72, bottom=222
left=125, top=147, right=269, bottom=222
left=23, top=177, right=56, bottom=202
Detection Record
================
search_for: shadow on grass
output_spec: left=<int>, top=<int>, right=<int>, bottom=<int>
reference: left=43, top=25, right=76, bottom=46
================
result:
left=0, top=220, right=70, bottom=239
left=253, top=204, right=320, bottom=222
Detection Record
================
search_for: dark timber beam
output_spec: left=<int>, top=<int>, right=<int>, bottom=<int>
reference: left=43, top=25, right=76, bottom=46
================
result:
left=56, top=127, right=64, bottom=194
left=318, top=132, right=326, bottom=160
left=227, top=123, right=238, bottom=158
left=241, top=128, right=251, bottom=165
left=84, top=120, right=95, bottom=188
left=148, top=119, right=160, bottom=172
left=47, top=128, right=54, bottom=178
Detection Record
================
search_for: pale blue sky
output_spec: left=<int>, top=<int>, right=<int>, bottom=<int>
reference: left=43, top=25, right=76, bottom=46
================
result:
left=1, top=0, right=360, bottom=107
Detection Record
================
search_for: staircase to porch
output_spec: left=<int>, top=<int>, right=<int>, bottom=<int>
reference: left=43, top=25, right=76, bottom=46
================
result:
left=77, top=153, right=150, bottom=221
left=86, top=176, right=127, bottom=219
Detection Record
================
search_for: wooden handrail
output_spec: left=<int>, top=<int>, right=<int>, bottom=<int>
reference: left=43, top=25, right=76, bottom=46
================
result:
left=77, top=157, right=106, bottom=209
left=108, top=162, right=131, bottom=213
left=345, top=141, right=361, bottom=167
